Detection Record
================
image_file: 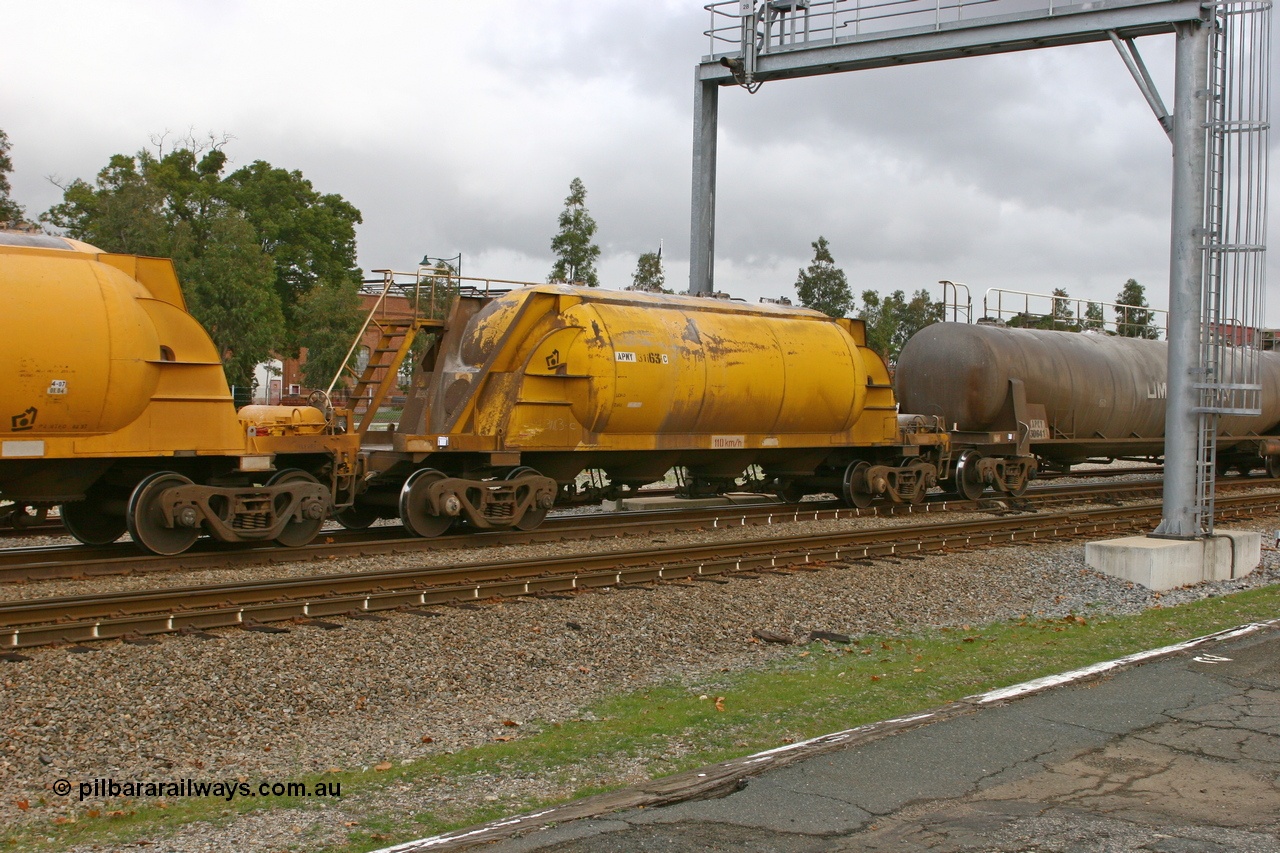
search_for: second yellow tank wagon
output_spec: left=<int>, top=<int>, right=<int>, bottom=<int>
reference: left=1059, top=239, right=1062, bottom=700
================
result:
left=346, top=282, right=949, bottom=536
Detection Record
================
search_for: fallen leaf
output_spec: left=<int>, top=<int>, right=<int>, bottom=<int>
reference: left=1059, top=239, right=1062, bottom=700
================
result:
left=798, top=651, right=810, bottom=658
left=14, top=800, right=28, bottom=811
left=52, top=816, right=75, bottom=825
left=420, top=735, right=434, bottom=744
left=374, top=761, right=392, bottom=772
left=714, top=696, right=726, bottom=712
left=870, top=675, right=881, bottom=682
left=494, top=736, right=515, bottom=742
left=502, top=720, right=519, bottom=727
left=344, top=821, right=359, bottom=827
left=913, top=667, right=925, bottom=673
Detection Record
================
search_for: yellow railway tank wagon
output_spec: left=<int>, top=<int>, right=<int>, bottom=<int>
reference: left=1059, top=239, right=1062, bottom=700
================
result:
left=0, top=233, right=360, bottom=554
left=350, top=284, right=950, bottom=536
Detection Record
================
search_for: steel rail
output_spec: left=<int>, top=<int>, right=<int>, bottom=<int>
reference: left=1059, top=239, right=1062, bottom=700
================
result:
left=3, top=492, right=1278, bottom=650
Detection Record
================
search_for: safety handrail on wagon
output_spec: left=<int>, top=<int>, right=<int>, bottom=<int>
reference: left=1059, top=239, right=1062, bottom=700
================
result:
left=981, top=287, right=1170, bottom=338
left=326, top=270, right=399, bottom=399
left=326, top=269, right=547, bottom=398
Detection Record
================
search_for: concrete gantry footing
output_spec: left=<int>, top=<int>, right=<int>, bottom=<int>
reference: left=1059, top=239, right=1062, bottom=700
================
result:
left=1084, top=529, right=1261, bottom=591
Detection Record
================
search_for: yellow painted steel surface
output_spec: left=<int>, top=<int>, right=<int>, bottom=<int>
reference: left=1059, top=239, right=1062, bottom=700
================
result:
left=0, top=240, right=246, bottom=459
left=239, top=405, right=328, bottom=436
left=407, top=285, right=903, bottom=453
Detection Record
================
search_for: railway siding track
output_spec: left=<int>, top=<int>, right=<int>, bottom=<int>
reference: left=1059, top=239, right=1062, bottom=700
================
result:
left=4, top=492, right=1277, bottom=650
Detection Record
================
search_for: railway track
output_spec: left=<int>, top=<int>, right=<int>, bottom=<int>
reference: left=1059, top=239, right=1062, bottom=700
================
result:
left=0, top=467, right=1167, bottom=539
left=4, top=490, right=1278, bottom=651
left=0, top=478, right=1185, bottom=584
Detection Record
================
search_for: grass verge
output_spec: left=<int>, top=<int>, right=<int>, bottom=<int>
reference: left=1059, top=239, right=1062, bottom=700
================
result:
left=7, top=585, right=1278, bottom=852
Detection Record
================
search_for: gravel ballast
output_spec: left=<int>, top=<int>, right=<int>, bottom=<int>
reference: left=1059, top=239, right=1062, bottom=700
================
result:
left=1, top=502, right=1278, bottom=852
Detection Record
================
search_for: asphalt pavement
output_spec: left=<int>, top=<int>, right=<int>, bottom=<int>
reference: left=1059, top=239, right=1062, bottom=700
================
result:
left=383, top=620, right=1280, bottom=853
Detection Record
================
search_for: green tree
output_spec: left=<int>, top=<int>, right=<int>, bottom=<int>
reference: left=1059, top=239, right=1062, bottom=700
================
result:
left=794, top=236, right=853, bottom=318
left=627, top=249, right=668, bottom=293
left=548, top=177, right=600, bottom=287
left=220, top=160, right=364, bottom=353
left=1008, top=287, right=1079, bottom=331
left=1083, top=301, right=1105, bottom=332
left=42, top=140, right=364, bottom=389
left=858, top=288, right=943, bottom=363
left=1115, top=278, right=1159, bottom=339
left=294, top=280, right=364, bottom=390
left=0, top=129, right=27, bottom=226
left=1051, top=287, right=1076, bottom=328
left=171, top=212, right=284, bottom=387
left=43, top=151, right=170, bottom=253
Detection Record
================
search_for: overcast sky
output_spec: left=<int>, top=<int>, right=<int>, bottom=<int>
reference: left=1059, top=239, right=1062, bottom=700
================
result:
left=4, top=0, right=1276, bottom=322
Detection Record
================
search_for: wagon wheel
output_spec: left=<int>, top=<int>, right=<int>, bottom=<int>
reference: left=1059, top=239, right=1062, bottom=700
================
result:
left=952, top=451, right=985, bottom=501
left=399, top=469, right=453, bottom=538
left=335, top=503, right=379, bottom=530
left=841, top=461, right=874, bottom=509
left=61, top=484, right=128, bottom=546
left=507, top=466, right=551, bottom=531
left=267, top=469, right=327, bottom=547
left=1267, top=455, right=1280, bottom=479
left=126, top=472, right=200, bottom=556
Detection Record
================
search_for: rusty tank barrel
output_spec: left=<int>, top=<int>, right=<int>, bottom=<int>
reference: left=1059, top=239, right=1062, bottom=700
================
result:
left=896, top=322, right=1280, bottom=443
